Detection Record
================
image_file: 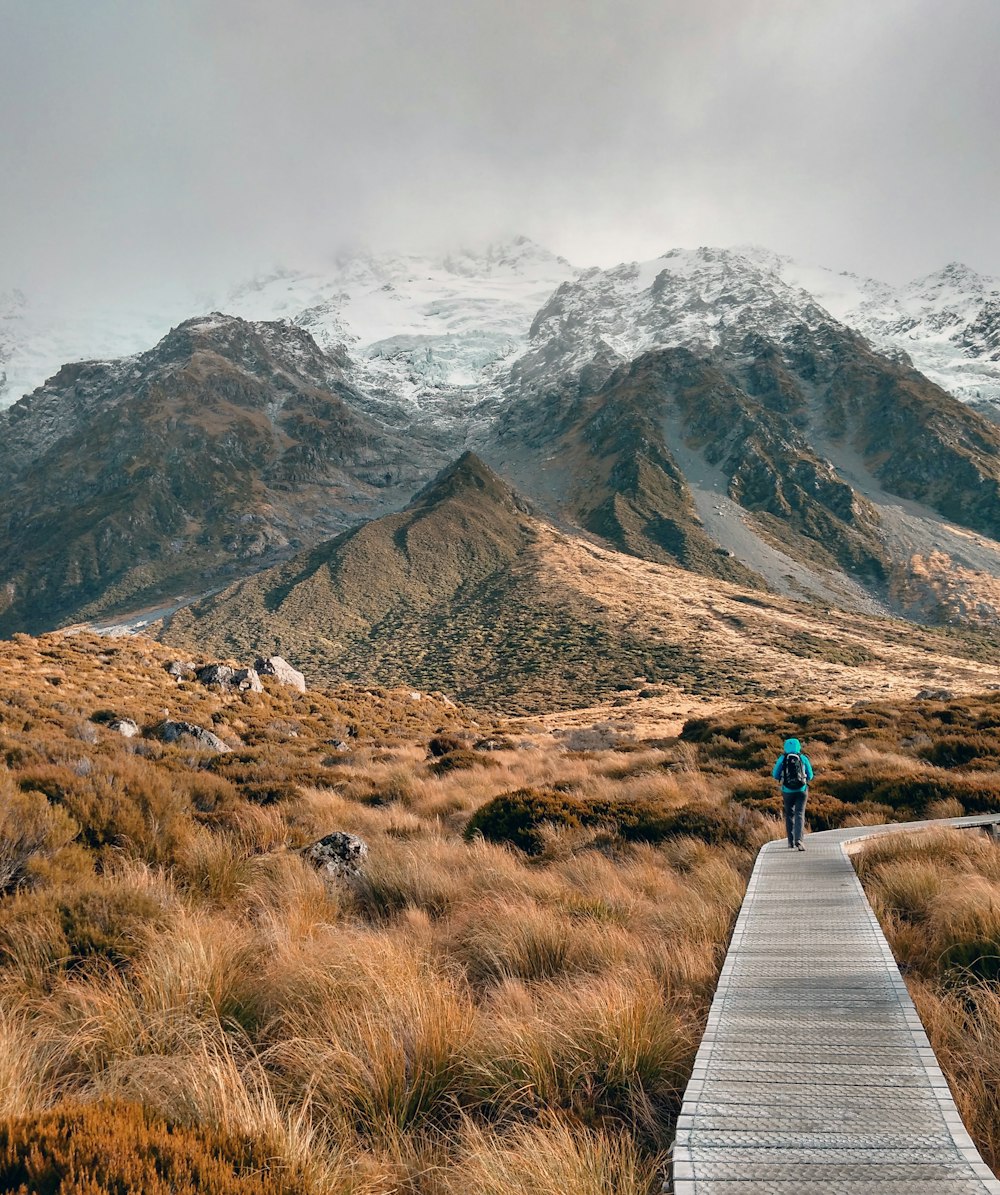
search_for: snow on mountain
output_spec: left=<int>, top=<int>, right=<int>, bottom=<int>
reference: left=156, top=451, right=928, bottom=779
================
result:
left=0, top=289, right=203, bottom=410
left=3, top=237, right=999, bottom=419
left=0, top=238, right=580, bottom=415
left=221, top=237, right=581, bottom=409
left=512, top=246, right=836, bottom=391
left=736, top=248, right=1000, bottom=405
left=512, top=243, right=1000, bottom=407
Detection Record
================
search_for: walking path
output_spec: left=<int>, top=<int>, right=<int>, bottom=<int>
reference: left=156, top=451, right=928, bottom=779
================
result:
left=671, top=814, right=1000, bottom=1194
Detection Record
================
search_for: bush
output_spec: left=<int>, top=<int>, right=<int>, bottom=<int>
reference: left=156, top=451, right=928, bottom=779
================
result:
left=56, top=883, right=169, bottom=969
left=428, top=735, right=467, bottom=758
left=465, top=788, right=592, bottom=855
left=465, top=790, right=766, bottom=855
left=17, top=762, right=192, bottom=865
left=430, top=750, right=497, bottom=775
left=921, top=735, right=1000, bottom=768
left=0, top=1101, right=299, bottom=1194
left=0, top=783, right=80, bottom=895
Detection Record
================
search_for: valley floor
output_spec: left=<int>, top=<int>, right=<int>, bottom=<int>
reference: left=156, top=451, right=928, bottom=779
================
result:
left=2, top=635, right=1000, bottom=1191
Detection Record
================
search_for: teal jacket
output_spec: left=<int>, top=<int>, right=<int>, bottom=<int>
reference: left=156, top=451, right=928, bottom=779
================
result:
left=772, top=737, right=814, bottom=793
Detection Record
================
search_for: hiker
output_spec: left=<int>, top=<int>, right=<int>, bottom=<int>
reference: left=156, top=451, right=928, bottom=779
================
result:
left=772, top=737, right=813, bottom=851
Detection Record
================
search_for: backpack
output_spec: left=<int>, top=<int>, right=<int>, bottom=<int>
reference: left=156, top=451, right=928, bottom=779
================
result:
left=780, top=752, right=807, bottom=790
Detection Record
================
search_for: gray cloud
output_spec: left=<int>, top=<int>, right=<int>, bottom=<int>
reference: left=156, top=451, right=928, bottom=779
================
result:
left=2, top=0, right=999, bottom=307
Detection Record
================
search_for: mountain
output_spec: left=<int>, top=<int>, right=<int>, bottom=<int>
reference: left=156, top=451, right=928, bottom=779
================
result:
left=220, top=237, right=580, bottom=430
left=737, top=249, right=1000, bottom=408
left=0, top=239, right=580, bottom=421
left=0, top=287, right=207, bottom=411
left=508, top=247, right=834, bottom=395
left=160, top=454, right=1000, bottom=713
left=5, top=241, right=999, bottom=416
left=485, top=251, right=1000, bottom=624
left=6, top=240, right=1000, bottom=642
left=0, top=314, right=453, bottom=636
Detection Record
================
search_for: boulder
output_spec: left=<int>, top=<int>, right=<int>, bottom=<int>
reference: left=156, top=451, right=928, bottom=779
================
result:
left=197, top=663, right=237, bottom=688
left=232, top=668, right=263, bottom=693
left=165, top=660, right=196, bottom=679
left=301, top=831, right=368, bottom=880
left=108, top=718, right=140, bottom=738
left=473, top=736, right=515, bottom=751
left=160, top=720, right=232, bottom=754
left=255, top=656, right=307, bottom=692
left=916, top=688, right=954, bottom=701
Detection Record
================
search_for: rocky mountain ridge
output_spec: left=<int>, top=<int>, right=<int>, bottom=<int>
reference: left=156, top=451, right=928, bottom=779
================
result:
left=161, top=453, right=1000, bottom=713
left=4, top=240, right=999, bottom=418
left=5, top=241, right=1000, bottom=641
left=0, top=313, right=453, bottom=636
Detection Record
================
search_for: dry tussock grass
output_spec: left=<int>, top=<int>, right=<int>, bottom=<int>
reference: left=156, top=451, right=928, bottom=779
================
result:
left=7, top=633, right=1000, bottom=1188
left=859, top=828, right=1000, bottom=1172
left=1, top=634, right=781, bottom=1192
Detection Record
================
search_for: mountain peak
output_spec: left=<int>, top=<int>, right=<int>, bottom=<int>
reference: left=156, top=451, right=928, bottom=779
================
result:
left=908, top=261, right=998, bottom=296
left=409, top=451, right=528, bottom=513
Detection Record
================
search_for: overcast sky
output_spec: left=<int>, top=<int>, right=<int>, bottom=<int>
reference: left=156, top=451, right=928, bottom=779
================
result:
left=2, top=0, right=999, bottom=307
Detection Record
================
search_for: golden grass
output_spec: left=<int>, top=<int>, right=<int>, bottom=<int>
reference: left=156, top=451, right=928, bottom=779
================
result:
left=10, top=632, right=1000, bottom=1190
left=859, top=828, right=1000, bottom=1174
left=443, top=1117, right=662, bottom=1195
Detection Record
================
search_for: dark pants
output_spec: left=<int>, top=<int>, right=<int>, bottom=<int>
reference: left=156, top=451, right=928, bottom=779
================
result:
left=783, top=789, right=807, bottom=847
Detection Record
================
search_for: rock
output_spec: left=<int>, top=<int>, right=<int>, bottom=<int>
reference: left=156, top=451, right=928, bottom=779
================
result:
left=197, top=663, right=237, bottom=688
left=165, top=660, right=196, bottom=679
left=408, top=690, right=423, bottom=701
left=160, top=720, right=232, bottom=754
left=473, top=736, right=515, bottom=751
left=232, top=668, right=263, bottom=693
left=301, top=831, right=368, bottom=880
left=108, top=718, right=140, bottom=738
left=254, top=656, right=307, bottom=692
left=916, top=688, right=954, bottom=701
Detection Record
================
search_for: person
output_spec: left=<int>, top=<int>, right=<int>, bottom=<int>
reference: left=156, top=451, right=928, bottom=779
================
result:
left=772, top=737, right=813, bottom=851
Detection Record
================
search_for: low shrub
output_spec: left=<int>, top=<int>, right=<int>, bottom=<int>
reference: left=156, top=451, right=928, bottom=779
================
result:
left=465, top=789, right=591, bottom=855
left=921, top=735, right=1000, bottom=768
left=16, top=761, right=192, bottom=865
left=617, top=801, right=766, bottom=850
left=428, top=735, right=467, bottom=758
left=0, top=783, right=81, bottom=895
left=430, top=750, right=497, bottom=775
left=465, top=790, right=766, bottom=855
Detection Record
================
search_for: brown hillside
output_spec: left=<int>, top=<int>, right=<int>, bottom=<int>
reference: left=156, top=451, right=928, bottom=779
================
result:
left=162, top=455, right=1000, bottom=714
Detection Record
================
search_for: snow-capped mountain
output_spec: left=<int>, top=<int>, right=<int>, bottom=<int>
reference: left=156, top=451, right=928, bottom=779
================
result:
left=511, top=246, right=836, bottom=393
left=0, top=288, right=207, bottom=411
left=4, top=238, right=1000, bottom=419
left=8, top=239, right=1000, bottom=638
left=512, top=245, right=1000, bottom=407
left=737, top=248, right=1000, bottom=405
left=0, top=238, right=580, bottom=421
left=221, top=236, right=580, bottom=415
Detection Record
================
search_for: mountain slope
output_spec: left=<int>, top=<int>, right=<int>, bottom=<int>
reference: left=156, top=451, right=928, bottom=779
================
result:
left=7, top=242, right=1000, bottom=643
left=0, top=315, right=452, bottom=636
left=163, top=451, right=708, bottom=712
left=223, top=237, right=580, bottom=422
left=738, top=248, right=1000, bottom=407
left=160, top=454, right=1000, bottom=714
left=485, top=280, right=1000, bottom=625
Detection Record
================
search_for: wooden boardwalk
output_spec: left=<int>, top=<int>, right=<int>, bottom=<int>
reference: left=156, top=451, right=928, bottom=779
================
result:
left=671, top=814, right=1000, bottom=1194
